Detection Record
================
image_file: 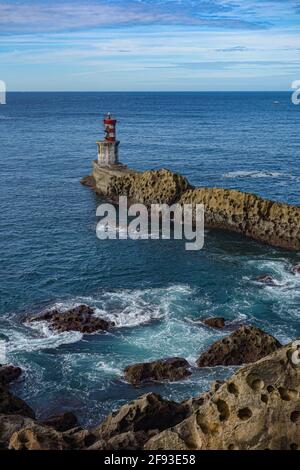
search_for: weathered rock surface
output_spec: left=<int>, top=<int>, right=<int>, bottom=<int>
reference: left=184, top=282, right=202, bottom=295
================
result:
left=202, top=317, right=225, bottom=329
left=146, top=343, right=300, bottom=450
left=89, top=165, right=300, bottom=250
left=92, top=162, right=191, bottom=205
left=0, top=364, right=22, bottom=386
left=93, top=392, right=189, bottom=444
left=80, top=175, right=96, bottom=188
left=9, top=423, right=67, bottom=450
left=0, top=414, right=36, bottom=449
left=196, top=325, right=281, bottom=367
left=28, top=304, right=114, bottom=334
left=40, top=411, right=78, bottom=432
left=179, top=187, right=300, bottom=251
left=124, top=357, right=191, bottom=385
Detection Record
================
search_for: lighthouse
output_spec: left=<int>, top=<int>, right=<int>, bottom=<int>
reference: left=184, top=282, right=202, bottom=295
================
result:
left=96, top=113, right=120, bottom=166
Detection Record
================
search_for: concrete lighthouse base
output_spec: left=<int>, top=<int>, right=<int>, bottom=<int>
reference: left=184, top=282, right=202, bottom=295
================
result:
left=92, top=160, right=138, bottom=196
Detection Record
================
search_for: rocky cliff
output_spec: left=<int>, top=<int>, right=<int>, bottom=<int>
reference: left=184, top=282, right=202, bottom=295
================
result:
left=82, top=162, right=300, bottom=251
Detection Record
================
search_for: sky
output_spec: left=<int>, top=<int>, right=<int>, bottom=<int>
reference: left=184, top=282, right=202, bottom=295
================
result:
left=0, top=0, right=299, bottom=91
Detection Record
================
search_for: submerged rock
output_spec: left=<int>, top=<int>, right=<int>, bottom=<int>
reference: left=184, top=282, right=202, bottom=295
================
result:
left=256, top=275, right=277, bottom=286
left=28, top=304, right=114, bottom=334
left=124, top=357, right=191, bottom=385
left=196, top=325, right=281, bottom=367
left=291, top=264, right=300, bottom=275
left=0, top=364, right=22, bottom=386
left=146, top=342, right=300, bottom=450
left=202, top=317, right=226, bottom=329
left=40, top=411, right=78, bottom=432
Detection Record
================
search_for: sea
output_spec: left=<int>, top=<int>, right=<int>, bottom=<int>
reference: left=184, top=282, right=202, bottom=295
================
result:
left=0, top=92, right=299, bottom=425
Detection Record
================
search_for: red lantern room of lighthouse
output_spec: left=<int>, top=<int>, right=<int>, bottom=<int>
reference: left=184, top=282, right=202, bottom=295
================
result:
left=96, top=113, right=120, bottom=166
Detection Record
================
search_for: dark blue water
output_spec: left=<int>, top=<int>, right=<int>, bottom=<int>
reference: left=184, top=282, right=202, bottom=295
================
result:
left=0, top=92, right=299, bottom=425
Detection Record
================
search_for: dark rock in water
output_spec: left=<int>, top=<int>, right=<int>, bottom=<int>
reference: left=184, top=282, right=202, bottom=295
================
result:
left=0, top=364, right=22, bottom=386
left=40, top=412, right=78, bottom=432
left=124, top=357, right=191, bottom=385
left=256, top=275, right=277, bottom=286
left=202, top=317, right=225, bottom=329
left=291, top=264, right=300, bottom=275
left=196, top=325, right=281, bottom=367
left=0, top=385, right=35, bottom=418
left=94, top=393, right=189, bottom=444
left=28, top=304, right=115, bottom=334
left=80, top=175, right=96, bottom=188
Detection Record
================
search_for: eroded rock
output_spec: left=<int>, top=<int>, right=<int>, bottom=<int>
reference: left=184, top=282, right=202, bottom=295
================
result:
left=9, top=423, right=67, bottom=450
left=146, top=342, right=300, bottom=450
left=28, top=304, right=114, bottom=334
left=40, top=411, right=78, bottom=432
left=124, top=357, right=191, bottom=385
left=202, top=317, right=225, bottom=329
left=0, top=385, right=35, bottom=418
left=196, top=325, right=281, bottom=367
left=0, top=414, right=36, bottom=449
left=0, top=364, right=22, bottom=386
left=94, top=393, right=189, bottom=443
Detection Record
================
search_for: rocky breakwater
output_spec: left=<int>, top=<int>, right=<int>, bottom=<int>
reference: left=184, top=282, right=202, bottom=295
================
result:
left=82, top=164, right=300, bottom=250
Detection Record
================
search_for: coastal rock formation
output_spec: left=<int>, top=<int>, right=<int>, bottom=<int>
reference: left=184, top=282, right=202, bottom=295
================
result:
left=124, top=357, right=191, bottom=385
left=146, top=342, right=300, bottom=450
left=291, top=264, right=300, bottom=275
left=196, top=325, right=281, bottom=367
left=93, top=392, right=189, bottom=446
left=92, top=162, right=190, bottom=205
left=80, top=175, right=96, bottom=188
left=0, top=364, right=22, bottom=386
left=40, top=412, right=78, bottom=432
left=28, top=304, right=114, bottom=334
left=89, top=164, right=300, bottom=251
left=0, top=414, right=36, bottom=449
left=202, top=317, right=225, bottom=329
left=9, top=423, right=67, bottom=450
left=256, top=275, right=277, bottom=286
left=179, top=187, right=300, bottom=251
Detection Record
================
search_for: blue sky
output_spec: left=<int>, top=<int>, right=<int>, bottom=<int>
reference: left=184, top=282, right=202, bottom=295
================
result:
left=0, top=0, right=299, bottom=91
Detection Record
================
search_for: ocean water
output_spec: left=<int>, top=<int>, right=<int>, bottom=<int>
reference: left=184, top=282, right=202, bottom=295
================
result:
left=0, top=92, right=299, bottom=426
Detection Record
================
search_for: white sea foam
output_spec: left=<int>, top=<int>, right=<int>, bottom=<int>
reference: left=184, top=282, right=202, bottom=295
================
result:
left=223, top=170, right=282, bottom=179
left=6, top=324, right=82, bottom=354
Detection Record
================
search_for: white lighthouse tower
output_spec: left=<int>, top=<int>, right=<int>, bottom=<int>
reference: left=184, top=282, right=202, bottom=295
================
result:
left=96, top=113, right=120, bottom=166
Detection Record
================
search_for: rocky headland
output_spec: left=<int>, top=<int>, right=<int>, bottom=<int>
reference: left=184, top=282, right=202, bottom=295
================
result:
left=81, top=163, right=300, bottom=251
left=1, top=327, right=300, bottom=450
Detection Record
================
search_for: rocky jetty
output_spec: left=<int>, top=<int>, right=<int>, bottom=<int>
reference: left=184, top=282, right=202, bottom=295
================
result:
left=84, top=163, right=300, bottom=250
left=124, top=357, right=191, bottom=385
left=27, top=304, right=114, bottom=334
left=196, top=325, right=281, bottom=367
